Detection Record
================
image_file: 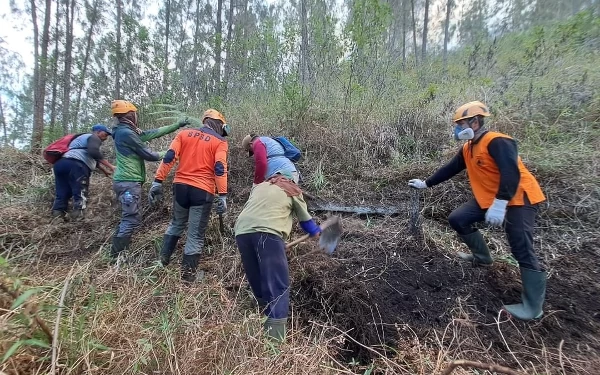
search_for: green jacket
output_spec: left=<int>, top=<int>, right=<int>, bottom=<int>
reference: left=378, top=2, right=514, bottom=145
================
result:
left=112, top=122, right=180, bottom=183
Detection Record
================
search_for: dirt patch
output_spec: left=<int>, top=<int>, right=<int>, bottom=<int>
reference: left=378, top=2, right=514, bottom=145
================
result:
left=289, top=215, right=600, bottom=372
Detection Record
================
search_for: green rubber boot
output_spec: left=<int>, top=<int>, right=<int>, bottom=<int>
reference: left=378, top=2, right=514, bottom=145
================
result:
left=160, top=234, right=180, bottom=266
left=503, top=267, right=547, bottom=321
left=264, top=317, right=287, bottom=342
left=457, top=231, right=493, bottom=266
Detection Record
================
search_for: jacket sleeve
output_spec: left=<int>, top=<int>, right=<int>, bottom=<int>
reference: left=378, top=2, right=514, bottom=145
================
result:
left=214, top=140, right=229, bottom=195
left=488, top=137, right=520, bottom=200
left=252, top=139, right=268, bottom=184
left=86, top=134, right=104, bottom=161
left=291, top=194, right=313, bottom=222
left=140, top=123, right=180, bottom=142
left=124, top=129, right=163, bottom=161
left=155, top=133, right=182, bottom=183
left=426, top=149, right=466, bottom=187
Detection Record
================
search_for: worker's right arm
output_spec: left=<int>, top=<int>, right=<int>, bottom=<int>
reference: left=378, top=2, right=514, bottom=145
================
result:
left=292, top=194, right=320, bottom=237
left=155, top=133, right=183, bottom=182
left=425, top=149, right=466, bottom=187
left=252, top=139, right=268, bottom=184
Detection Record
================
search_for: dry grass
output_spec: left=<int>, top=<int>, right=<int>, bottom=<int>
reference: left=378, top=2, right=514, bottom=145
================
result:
left=1, top=106, right=599, bottom=375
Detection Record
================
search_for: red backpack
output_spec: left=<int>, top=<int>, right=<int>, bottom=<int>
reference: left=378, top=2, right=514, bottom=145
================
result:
left=42, top=133, right=85, bottom=164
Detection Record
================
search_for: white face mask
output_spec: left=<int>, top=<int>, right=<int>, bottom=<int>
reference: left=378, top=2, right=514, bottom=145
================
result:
left=456, top=127, right=475, bottom=140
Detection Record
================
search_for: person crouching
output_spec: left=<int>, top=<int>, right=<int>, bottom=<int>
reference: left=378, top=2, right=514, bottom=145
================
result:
left=234, top=171, right=321, bottom=341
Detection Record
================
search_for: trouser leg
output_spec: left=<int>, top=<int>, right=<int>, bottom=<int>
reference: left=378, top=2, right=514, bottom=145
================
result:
left=161, top=199, right=188, bottom=266
left=448, top=199, right=492, bottom=265
left=183, top=202, right=213, bottom=256
left=51, top=159, right=72, bottom=213
left=504, top=197, right=541, bottom=271
left=111, top=181, right=142, bottom=259
left=236, top=233, right=266, bottom=307
left=70, top=161, right=91, bottom=219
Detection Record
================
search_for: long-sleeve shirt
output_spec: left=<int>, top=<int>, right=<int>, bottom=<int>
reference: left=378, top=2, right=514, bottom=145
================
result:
left=112, top=122, right=181, bottom=183
left=251, top=137, right=297, bottom=184
left=155, top=127, right=229, bottom=195
left=425, top=134, right=520, bottom=201
left=63, top=133, right=105, bottom=171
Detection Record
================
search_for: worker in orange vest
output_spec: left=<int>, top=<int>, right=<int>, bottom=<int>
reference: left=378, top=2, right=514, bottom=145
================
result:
left=148, top=109, right=230, bottom=282
left=408, top=101, right=547, bottom=321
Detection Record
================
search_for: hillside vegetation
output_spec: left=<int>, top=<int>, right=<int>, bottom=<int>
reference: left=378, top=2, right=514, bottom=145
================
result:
left=1, top=11, right=600, bottom=375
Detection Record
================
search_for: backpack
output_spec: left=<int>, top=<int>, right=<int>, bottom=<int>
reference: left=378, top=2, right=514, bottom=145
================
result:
left=42, top=133, right=85, bottom=164
left=268, top=136, right=302, bottom=163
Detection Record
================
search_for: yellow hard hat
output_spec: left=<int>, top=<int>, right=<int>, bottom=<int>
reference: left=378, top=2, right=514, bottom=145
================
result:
left=111, top=100, right=138, bottom=115
left=202, top=109, right=226, bottom=124
left=452, top=101, right=490, bottom=122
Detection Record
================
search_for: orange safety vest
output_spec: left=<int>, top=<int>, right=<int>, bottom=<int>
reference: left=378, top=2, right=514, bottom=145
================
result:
left=462, top=131, right=545, bottom=209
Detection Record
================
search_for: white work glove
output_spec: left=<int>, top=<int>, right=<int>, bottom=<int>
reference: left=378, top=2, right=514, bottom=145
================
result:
left=408, top=179, right=428, bottom=189
left=485, top=198, right=508, bottom=227
left=148, top=181, right=163, bottom=206
left=216, top=195, right=227, bottom=214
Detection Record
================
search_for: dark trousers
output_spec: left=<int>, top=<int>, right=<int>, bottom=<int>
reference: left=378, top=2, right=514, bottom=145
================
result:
left=236, top=232, right=290, bottom=320
left=448, top=197, right=541, bottom=270
left=52, top=158, right=91, bottom=211
left=165, top=183, right=213, bottom=255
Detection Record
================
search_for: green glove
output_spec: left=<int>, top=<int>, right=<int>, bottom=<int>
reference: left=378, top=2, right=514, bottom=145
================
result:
left=177, top=117, right=191, bottom=128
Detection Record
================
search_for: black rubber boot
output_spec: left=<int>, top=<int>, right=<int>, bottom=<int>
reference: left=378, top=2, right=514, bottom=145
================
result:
left=264, top=317, right=287, bottom=342
left=181, top=254, right=201, bottom=282
left=70, top=209, right=84, bottom=221
left=503, top=267, right=547, bottom=320
left=457, top=231, right=493, bottom=266
left=51, top=210, right=66, bottom=221
left=110, top=236, right=131, bottom=260
left=160, top=234, right=180, bottom=266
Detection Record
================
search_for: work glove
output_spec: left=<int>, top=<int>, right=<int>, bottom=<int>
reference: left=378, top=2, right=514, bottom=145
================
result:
left=148, top=181, right=163, bottom=206
left=216, top=195, right=227, bottom=214
left=177, top=117, right=191, bottom=128
left=408, top=179, right=428, bottom=189
left=485, top=198, right=508, bottom=227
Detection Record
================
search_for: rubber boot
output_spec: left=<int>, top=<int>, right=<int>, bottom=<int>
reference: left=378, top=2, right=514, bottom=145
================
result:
left=160, top=234, right=180, bottom=266
left=264, top=317, right=287, bottom=342
left=51, top=210, right=66, bottom=221
left=457, top=231, right=493, bottom=266
left=256, top=297, right=266, bottom=310
left=70, top=209, right=84, bottom=221
left=110, top=236, right=131, bottom=260
left=181, top=254, right=201, bottom=282
left=502, top=267, right=547, bottom=321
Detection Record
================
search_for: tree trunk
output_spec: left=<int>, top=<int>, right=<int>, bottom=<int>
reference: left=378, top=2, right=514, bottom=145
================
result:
left=73, top=0, right=100, bottom=127
left=410, top=0, right=418, bottom=66
left=190, top=0, right=202, bottom=102
left=443, top=0, right=453, bottom=72
left=402, top=0, right=406, bottom=69
left=0, top=96, right=7, bottom=146
left=115, top=0, right=123, bottom=99
left=163, top=0, right=171, bottom=92
left=213, top=0, right=223, bottom=95
left=421, top=0, right=429, bottom=62
left=223, top=0, right=235, bottom=99
left=62, top=0, right=76, bottom=134
left=30, top=0, right=53, bottom=153
left=49, top=0, right=61, bottom=135
left=300, top=0, right=309, bottom=87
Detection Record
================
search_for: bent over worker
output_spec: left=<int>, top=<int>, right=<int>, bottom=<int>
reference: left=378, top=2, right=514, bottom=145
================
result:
left=234, top=171, right=321, bottom=340
left=408, top=101, right=547, bottom=321
left=241, top=134, right=299, bottom=185
left=51, top=124, right=114, bottom=220
left=110, top=100, right=188, bottom=260
left=149, top=109, right=230, bottom=282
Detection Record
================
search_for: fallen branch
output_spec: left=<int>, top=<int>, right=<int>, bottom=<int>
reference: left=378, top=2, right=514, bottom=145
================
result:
left=0, top=282, right=53, bottom=342
left=441, top=360, right=526, bottom=375
left=51, top=268, right=74, bottom=375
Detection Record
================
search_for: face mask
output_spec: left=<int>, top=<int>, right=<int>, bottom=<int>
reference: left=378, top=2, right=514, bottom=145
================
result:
left=453, top=124, right=475, bottom=140
left=222, top=124, right=231, bottom=137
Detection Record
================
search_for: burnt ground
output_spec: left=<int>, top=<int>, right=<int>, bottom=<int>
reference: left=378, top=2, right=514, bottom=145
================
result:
left=285, top=211, right=600, bottom=373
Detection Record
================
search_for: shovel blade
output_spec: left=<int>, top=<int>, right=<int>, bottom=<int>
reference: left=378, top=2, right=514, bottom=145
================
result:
left=318, top=216, right=342, bottom=255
